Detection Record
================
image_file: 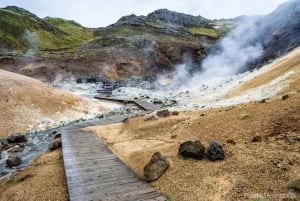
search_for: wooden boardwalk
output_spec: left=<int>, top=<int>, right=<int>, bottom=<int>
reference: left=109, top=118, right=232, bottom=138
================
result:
left=61, top=115, right=166, bottom=201
left=94, top=96, right=161, bottom=111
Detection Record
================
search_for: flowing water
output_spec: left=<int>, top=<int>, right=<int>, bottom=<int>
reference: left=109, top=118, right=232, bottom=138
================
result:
left=0, top=128, right=59, bottom=179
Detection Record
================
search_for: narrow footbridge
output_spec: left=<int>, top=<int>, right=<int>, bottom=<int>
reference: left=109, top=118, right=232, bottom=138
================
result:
left=61, top=115, right=166, bottom=201
left=94, top=95, right=161, bottom=111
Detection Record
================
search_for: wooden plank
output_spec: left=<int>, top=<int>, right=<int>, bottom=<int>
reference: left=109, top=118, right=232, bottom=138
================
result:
left=61, top=115, right=166, bottom=201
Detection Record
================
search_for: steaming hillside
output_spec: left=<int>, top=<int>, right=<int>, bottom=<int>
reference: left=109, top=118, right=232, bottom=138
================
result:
left=0, top=7, right=221, bottom=81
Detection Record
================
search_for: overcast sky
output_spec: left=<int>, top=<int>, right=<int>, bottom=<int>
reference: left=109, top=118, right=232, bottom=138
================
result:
left=0, top=0, right=289, bottom=27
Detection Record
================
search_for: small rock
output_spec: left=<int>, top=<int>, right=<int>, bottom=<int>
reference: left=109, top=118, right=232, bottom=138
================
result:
left=144, top=152, right=169, bottom=182
left=48, top=139, right=61, bottom=151
left=7, top=145, right=24, bottom=153
left=207, top=141, right=225, bottom=161
left=153, top=98, right=163, bottom=104
left=240, top=114, right=250, bottom=120
left=226, top=139, right=236, bottom=145
left=275, top=133, right=286, bottom=140
left=7, top=133, right=27, bottom=143
left=6, top=155, right=22, bottom=168
left=54, top=133, right=61, bottom=139
left=172, top=111, right=179, bottom=115
left=251, top=135, right=267, bottom=142
left=52, top=130, right=58, bottom=135
left=156, top=110, right=170, bottom=118
left=144, top=114, right=158, bottom=121
left=281, top=94, right=289, bottom=100
left=259, top=99, right=267, bottom=103
left=178, top=141, right=205, bottom=160
left=287, top=175, right=300, bottom=192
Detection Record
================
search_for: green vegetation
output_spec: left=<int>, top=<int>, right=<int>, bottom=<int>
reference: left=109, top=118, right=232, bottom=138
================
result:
left=162, top=193, right=172, bottom=201
left=189, top=27, right=219, bottom=38
left=0, top=7, right=93, bottom=51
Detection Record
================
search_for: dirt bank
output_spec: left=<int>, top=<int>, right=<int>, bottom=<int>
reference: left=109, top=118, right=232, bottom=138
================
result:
left=91, top=92, right=300, bottom=201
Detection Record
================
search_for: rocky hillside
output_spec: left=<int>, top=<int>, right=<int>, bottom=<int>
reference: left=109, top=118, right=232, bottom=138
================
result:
left=257, top=0, right=300, bottom=65
left=0, top=7, right=220, bottom=80
left=1, top=0, right=300, bottom=81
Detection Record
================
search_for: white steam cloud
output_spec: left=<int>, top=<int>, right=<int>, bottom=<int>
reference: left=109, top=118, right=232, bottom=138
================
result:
left=23, top=30, right=39, bottom=56
left=158, top=17, right=264, bottom=91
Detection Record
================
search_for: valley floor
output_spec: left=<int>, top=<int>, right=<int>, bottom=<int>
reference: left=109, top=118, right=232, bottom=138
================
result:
left=0, top=47, right=300, bottom=201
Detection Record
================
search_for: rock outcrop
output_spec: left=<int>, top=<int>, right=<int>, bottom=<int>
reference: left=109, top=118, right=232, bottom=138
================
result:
left=48, top=139, right=62, bottom=151
left=6, top=155, right=21, bottom=168
left=207, top=141, right=225, bottom=161
left=7, top=133, right=27, bottom=143
left=178, top=141, right=206, bottom=160
left=144, top=152, right=169, bottom=182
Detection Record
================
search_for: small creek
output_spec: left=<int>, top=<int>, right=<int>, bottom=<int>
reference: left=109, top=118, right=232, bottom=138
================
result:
left=0, top=128, right=59, bottom=179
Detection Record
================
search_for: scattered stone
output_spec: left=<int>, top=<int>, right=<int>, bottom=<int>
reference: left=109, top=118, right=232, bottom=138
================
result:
left=207, top=141, right=225, bottom=161
left=200, top=113, right=206, bottom=117
left=122, top=118, right=129, bottom=123
left=172, top=111, right=179, bottom=115
left=240, top=114, right=250, bottom=120
left=17, top=173, right=34, bottom=182
left=153, top=98, right=163, bottom=104
left=7, top=145, right=24, bottom=153
left=226, top=139, right=236, bottom=145
left=52, top=130, right=58, bottom=135
left=251, top=135, right=267, bottom=142
left=144, top=152, right=169, bottom=182
left=287, top=175, right=300, bottom=192
left=7, top=133, right=27, bottom=143
left=281, top=94, right=289, bottom=100
left=48, top=139, right=62, bottom=151
left=156, top=110, right=170, bottom=117
left=54, top=133, right=61, bottom=139
left=144, top=114, right=158, bottom=121
left=6, top=155, right=22, bottom=168
left=170, top=134, right=177, bottom=139
left=275, top=133, right=286, bottom=140
left=259, top=99, right=267, bottom=103
left=178, top=141, right=205, bottom=160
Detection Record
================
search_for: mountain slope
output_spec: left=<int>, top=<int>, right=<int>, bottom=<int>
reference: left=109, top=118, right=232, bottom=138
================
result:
left=0, top=6, right=93, bottom=51
left=0, top=7, right=220, bottom=80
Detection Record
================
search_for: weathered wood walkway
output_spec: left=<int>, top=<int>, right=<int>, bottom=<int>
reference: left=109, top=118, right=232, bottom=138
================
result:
left=94, top=95, right=161, bottom=111
left=61, top=115, right=166, bottom=201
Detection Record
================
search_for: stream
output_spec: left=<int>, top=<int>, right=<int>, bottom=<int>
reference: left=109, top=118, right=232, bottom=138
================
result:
left=0, top=128, right=60, bottom=179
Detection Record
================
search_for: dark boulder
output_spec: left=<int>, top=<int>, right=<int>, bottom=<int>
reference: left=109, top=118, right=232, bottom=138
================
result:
left=172, top=111, right=179, bottom=115
left=144, top=152, right=169, bottom=182
left=281, top=94, right=289, bottom=100
left=6, top=155, right=21, bottom=168
left=156, top=110, right=170, bottom=118
left=207, top=141, right=225, bottom=161
left=178, top=141, right=205, bottom=160
left=48, top=139, right=61, bottom=151
left=54, top=133, right=61, bottom=139
left=7, top=133, right=27, bottom=143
